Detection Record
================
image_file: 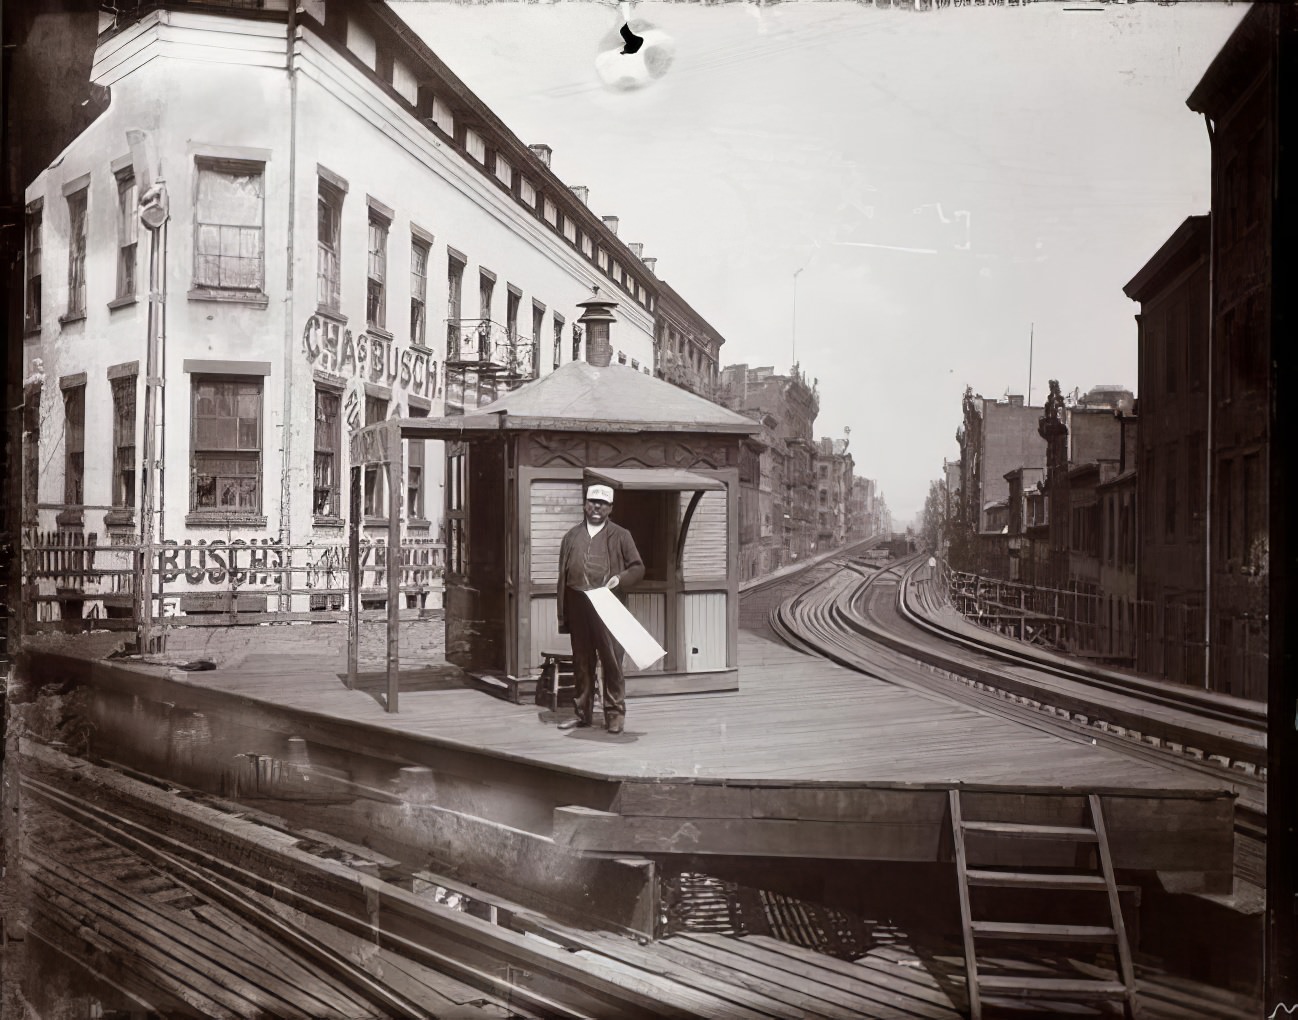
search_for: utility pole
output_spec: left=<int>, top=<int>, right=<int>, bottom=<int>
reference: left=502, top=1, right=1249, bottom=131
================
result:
left=128, top=129, right=168, bottom=654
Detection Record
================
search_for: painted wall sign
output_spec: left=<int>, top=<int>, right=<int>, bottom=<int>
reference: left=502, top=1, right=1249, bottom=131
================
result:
left=302, top=314, right=438, bottom=401
left=157, top=538, right=286, bottom=587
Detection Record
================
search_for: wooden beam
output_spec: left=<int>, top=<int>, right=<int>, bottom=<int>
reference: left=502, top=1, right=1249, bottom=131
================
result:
left=347, top=465, right=361, bottom=689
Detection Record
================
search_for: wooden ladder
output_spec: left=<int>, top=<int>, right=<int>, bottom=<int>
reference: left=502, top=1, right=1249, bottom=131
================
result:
left=950, top=790, right=1138, bottom=1019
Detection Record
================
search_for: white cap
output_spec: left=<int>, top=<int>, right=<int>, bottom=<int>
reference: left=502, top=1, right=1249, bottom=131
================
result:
left=586, top=483, right=615, bottom=503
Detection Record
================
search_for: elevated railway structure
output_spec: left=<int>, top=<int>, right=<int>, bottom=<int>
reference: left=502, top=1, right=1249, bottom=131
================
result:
left=768, top=553, right=1264, bottom=821
left=14, top=537, right=1258, bottom=1019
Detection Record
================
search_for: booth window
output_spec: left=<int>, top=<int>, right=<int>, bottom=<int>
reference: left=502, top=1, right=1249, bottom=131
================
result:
left=191, top=376, right=262, bottom=513
left=24, top=202, right=41, bottom=330
left=313, top=385, right=341, bottom=518
left=445, top=451, right=466, bottom=576
left=410, top=236, right=429, bottom=345
left=66, top=188, right=88, bottom=317
left=363, top=394, right=388, bottom=518
left=318, top=178, right=343, bottom=310
left=367, top=210, right=389, bottom=329
left=603, top=489, right=672, bottom=584
left=115, top=171, right=138, bottom=301
left=194, top=158, right=264, bottom=294
left=63, top=384, right=86, bottom=506
left=111, top=376, right=137, bottom=511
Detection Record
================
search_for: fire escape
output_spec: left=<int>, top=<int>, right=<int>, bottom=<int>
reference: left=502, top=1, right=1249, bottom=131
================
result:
left=444, top=318, right=537, bottom=415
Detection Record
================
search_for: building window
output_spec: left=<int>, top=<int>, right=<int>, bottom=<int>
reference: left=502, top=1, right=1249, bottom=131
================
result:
left=563, top=217, right=577, bottom=245
left=367, top=210, right=389, bottom=329
left=431, top=95, right=455, bottom=136
left=64, top=385, right=86, bottom=506
left=531, top=302, right=544, bottom=378
left=194, top=159, right=265, bottom=293
left=23, top=384, right=41, bottom=524
left=346, top=17, right=377, bottom=69
left=408, top=403, right=428, bottom=519
left=363, top=394, right=388, bottom=518
left=553, top=314, right=564, bottom=371
left=410, top=236, right=429, bottom=346
left=495, top=155, right=512, bottom=189
left=506, top=287, right=521, bottom=341
left=465, top=129, right=486, bottom=164
left=1217, top=455, right=1234, bottom=562
left=111, top=376, right=137, bottom=511
left=317, top=179, right=343, bottom=310
left=447, top=254, right=464, bottom=351
left=191, top=377, right=262, bottom=513
left=1242, top=451, right=1262, bottom=572
left=313, top=386, right=341, bottom=518
left=1163, top=444, right=1177, bottom=542
left=581, top=234, right=593, bottom=259
left=520, top=177, right=537, bottom=208
left=392, top=57, right=418, bottom=105
left=479, top=271, right=494, bottom=323
left=597, top=248, right=609, bottom=272
left=543, top=197, right=557, bottom=227
left=24, top=203, right=41, bottom=330
left=66, top=189, right=88, bottom=317
left=115, top=173, right=138, bottom=301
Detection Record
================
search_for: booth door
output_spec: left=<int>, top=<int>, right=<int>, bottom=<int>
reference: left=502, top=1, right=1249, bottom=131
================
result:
left=679, top=489, right=729, bottom=671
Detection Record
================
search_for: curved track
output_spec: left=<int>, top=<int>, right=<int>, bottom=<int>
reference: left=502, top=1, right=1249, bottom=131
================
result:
left=766, top=553, right=1265, bottom=827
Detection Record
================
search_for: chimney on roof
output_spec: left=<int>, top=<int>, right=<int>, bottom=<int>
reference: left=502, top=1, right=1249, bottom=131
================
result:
left=628, top=242, right=644, bottom=257
left=528, top=143, right=552, bottom=167
left=577, top=290, right=619, bottom=369
left=1008, top=394, right=1024, bottom=408
left=569, top=185, right=589, bottom=204
left=601, top=215, right=619, bottom=236
left=641, top=257, right=657, bottom=275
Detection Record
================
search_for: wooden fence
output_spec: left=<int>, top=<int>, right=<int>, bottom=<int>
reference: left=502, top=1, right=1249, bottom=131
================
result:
left=21, top=527, right=445, bottom=631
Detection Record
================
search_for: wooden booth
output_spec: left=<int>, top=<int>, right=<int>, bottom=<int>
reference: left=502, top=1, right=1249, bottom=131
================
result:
left=349, top=357, right=759, bottom=708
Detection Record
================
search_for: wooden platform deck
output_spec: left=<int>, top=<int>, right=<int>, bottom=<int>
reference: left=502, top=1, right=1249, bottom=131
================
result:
left=167, top=630, right=1228, bottom=793
left=38, top=629, right=1237, bottom=882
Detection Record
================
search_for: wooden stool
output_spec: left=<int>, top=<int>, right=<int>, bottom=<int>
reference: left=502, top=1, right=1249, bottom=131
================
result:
left=537, top=650, right=576, bottom=712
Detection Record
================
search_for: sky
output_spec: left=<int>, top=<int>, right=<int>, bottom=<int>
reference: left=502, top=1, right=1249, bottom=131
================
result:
left=390, top=0, right=1247, bottom=523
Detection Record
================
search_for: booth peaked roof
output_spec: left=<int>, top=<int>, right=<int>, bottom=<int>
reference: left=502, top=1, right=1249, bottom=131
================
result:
left=464, top=361, right=759, bottom=433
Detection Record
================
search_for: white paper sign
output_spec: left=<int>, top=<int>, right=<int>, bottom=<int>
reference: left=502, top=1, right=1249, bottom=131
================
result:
left=582, top=587, right=668, bottom=670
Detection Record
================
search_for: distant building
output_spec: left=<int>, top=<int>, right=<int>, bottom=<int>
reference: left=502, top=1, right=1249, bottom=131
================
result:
left=1096, top=468, right=1138, bottom=664
left=1037, top=381, right=1136, bottom=590
left=719, top=363, right=820, bottom=564
left=955, top=389, right=1046, bottom=575
left=814, top=437, right=854, bottom=549
left=1186, top=6, right=1272, bottom=700
left=1004, top=466, right=1046, bottom=586
left=1123, top=215, right=1210, bottom=686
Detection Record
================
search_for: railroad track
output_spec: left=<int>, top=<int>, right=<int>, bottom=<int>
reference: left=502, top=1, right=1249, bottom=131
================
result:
left=764, top=554, right=1266, bottom=832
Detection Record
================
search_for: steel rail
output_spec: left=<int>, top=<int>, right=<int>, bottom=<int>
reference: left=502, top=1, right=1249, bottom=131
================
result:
left=765, top=556, right=1265, bottom=822
left=898, top=564, right=1265, bottom=731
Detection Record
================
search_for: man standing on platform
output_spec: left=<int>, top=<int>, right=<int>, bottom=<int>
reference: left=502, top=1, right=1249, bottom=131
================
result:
left=556, top=482, right=645, bottom=734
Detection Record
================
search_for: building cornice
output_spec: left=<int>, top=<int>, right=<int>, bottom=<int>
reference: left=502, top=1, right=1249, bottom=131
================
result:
left=295, top=33, right=654, bottom=335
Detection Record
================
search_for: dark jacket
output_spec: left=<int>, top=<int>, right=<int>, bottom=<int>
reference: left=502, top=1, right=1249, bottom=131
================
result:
left=556, top=519, right=645, bottom=629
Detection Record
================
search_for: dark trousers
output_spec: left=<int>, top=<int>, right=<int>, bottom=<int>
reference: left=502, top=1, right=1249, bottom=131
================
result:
left=566, top=586, right=626, bottom=725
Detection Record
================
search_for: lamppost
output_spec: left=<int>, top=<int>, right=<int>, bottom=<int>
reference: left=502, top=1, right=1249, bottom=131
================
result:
left=128, top=129, right=168, bottom=653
